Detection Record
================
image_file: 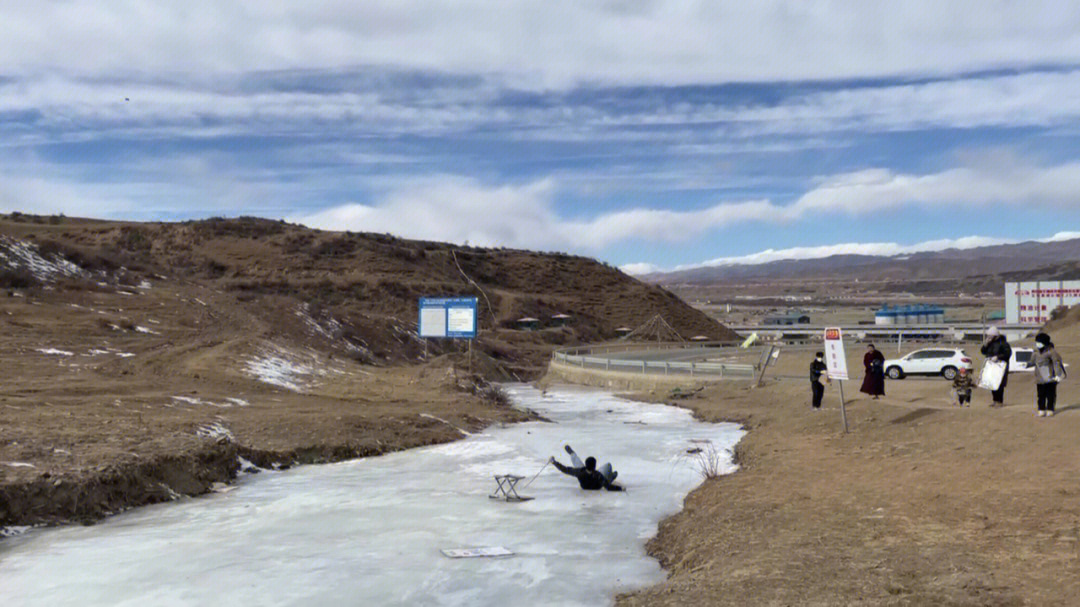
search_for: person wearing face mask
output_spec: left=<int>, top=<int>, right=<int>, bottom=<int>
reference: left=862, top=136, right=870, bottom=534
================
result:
left=981, top=327, right=1012, bottom=407
left=810, top=351, right=829, bottom=410
left=1027, top=332, right=1067, bottom=417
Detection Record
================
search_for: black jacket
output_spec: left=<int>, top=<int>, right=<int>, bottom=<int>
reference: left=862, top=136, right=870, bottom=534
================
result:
left=810, top=359, right=827, bottom=383
left=981, top=336, right=1012, bottom=370
left=552, top=460, right=623, bottom=491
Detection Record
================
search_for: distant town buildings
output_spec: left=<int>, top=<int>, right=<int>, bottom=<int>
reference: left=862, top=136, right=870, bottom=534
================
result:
left=762, top=312, right=811, bottom=326
left=874, top=304, right=945, bottom=325
left=1006, top=280, right=1080, bottom=324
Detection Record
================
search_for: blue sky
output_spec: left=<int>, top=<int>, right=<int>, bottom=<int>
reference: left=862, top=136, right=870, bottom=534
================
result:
left=2, top=2, right=1080, bottom=272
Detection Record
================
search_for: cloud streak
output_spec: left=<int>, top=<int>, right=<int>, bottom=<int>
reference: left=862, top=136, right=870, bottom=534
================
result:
left=2, top=2, right=1080, bottom=86
left=6, top=70, right=1080, bottom=145
left=621, top=231, right=1080, bottom=275
left=293, top=157, right=1080, bottom=254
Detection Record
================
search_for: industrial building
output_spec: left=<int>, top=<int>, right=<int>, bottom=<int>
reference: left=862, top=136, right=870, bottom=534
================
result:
left=1006, top=280, right=1080, bottom=324
left=874, top=304, right=945, bottom=325
left=762, top=312, right=811, bottom=326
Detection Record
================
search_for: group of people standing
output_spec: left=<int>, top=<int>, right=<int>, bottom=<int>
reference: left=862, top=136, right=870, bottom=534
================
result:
left=976, top=327, right=1066, bottom=415
left=809, top=328, right=1067, bottom=416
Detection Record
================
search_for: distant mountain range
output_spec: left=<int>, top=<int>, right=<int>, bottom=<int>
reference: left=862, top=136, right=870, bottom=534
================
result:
left=645, top=238, right=1080, bottom=286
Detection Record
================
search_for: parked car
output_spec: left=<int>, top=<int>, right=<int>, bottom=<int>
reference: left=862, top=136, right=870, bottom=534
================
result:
left=1009, top=348, right=1068, bottom=373
left=1010, top=348, right=1035, bottom=372
left=884, top=348, right=973, bottom=380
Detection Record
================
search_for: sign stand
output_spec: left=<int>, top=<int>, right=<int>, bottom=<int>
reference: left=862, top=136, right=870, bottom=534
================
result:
left=418, top=296, right=478, bottom=376
left=824, top=327, right=850, bottom=434
left=837, top=380, right=849, bottom=434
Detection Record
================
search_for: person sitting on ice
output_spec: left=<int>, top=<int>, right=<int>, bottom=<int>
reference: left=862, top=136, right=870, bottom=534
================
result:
left=550, top=445, right=624, bottom=491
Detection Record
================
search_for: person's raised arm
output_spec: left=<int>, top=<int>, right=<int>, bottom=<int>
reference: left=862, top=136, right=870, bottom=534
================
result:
left=550, top=457, right=574, bottom=476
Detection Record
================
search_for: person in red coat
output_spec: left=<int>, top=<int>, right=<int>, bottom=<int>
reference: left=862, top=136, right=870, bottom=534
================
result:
left=860, top=344, right=886, bottom=399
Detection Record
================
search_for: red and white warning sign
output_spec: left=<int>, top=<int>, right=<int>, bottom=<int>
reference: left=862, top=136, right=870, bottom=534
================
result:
left=823, top=327, right=849, bottom=381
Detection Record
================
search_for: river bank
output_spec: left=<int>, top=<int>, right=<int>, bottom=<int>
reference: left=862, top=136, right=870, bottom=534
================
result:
left=1, top=386, right=741, bottom=606
left=618, top=357, right=1080, bottom=606
left=1, top=366, right=531, bottom=531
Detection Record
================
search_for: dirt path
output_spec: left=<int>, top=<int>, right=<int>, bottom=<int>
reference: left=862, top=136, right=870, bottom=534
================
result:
left=618, top=347, right=1080, bottom=606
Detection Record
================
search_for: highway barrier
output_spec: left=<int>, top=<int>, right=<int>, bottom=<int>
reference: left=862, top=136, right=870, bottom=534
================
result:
left=551, top=342, right=756, bottom=380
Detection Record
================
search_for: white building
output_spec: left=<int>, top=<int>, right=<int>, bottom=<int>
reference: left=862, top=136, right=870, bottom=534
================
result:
left=1005, top=280, right=1080, bottom=324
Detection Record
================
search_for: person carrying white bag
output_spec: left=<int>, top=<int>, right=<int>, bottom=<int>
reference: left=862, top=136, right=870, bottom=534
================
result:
left=1027, top=332, right=1067, bottom=417
left=980, top=327, right=1012, bottom=407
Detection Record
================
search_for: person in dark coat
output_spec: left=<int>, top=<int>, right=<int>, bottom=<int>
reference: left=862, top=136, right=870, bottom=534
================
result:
left=810, top=351, right=829, bottom=410
left=980, top=327, right=1012, bottom=407
left=550, top=445, right=623, bottom=491
left=860, top=344, right=886, bottom=399
left=1027, top=332, right=1066, bottom=417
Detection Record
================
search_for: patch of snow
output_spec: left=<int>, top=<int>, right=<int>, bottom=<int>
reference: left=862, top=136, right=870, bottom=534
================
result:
left=116, top=291, right=136, bottom=296
left=158, top=483, right=183, bottom=501
left=36, top=348, right=74, bottom=356
left=171, top=396, right=235, bottom=408
left=134, top=326, right=160, bottom=335
left=0, top=236, right=84, bottom=283
left=0, top=526, right=33, bottom=539
left=224, top=397, right=249, bottom=407
left=237, top=456, right=260, bottom=474
left=87, top=349, right=111, bottom=356
left=195, top=423, right=233, bottom=442
left=419, top=413, right=472, bottom=436
left=193, top=298, right=207, bottom=306
left=296, top=303, right=371, bottom=356
left=4, top=461, right=36, bottom=468
left=137, top=280, right=152, bottom=289
left=115, top=352, right=135, bottom=358
left=244, top=345, right=339, bottom=392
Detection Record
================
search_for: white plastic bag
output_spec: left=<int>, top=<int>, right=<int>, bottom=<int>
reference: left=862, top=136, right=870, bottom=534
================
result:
left=978, top=360, right=1007, bottom=391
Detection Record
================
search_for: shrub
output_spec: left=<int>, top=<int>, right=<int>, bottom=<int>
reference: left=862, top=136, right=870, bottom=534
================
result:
left=0, top=267, right=38, bottom=289
left=684, top=441, right=728, bottom=480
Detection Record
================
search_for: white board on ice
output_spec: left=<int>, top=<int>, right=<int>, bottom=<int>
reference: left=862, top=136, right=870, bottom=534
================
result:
left=440, top=547, right=514, bottom=559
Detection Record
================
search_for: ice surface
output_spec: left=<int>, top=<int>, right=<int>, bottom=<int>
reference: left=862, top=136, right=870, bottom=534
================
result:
left=0, top=385, right=743, bottom=607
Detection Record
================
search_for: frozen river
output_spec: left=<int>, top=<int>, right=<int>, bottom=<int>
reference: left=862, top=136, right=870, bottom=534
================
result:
left=1, top=385, right=743, bottom=606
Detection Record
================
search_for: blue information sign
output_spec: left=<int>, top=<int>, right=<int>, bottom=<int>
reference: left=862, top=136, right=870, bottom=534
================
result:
left=418, top=297, right=478, bottom=339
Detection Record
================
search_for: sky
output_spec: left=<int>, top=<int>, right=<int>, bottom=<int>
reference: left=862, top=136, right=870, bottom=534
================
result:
left=2, top=1, right=1080, bottom=274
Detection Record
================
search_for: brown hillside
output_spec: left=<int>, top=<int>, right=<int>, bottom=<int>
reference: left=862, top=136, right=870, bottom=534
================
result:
left=1, top=213, right=734, bottom=378
left=0, top=213, right=731, bottom=527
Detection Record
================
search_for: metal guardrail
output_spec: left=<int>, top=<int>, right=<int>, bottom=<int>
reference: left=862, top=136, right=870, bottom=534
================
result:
left=551, top=342, right=756, bottom=379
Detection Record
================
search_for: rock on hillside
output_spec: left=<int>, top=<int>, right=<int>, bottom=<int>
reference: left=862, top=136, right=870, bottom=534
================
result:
left=1, top=214, right=735, bottom=378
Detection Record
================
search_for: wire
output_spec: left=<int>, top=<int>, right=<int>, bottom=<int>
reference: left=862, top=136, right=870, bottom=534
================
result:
left=521, top=459, right=551, bottom=489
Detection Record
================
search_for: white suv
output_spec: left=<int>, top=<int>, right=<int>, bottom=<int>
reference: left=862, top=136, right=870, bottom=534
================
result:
left=884, top=348, right=973, bottom=380
left=1010, top=348, right=1035, bottom=373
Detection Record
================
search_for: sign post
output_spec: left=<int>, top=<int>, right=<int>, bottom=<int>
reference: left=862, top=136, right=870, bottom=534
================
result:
left=419, top=297, right=479, bottom=374
left=824, top=327, right=850, bottom=433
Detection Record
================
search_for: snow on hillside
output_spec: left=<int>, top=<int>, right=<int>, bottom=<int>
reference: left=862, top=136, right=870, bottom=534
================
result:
left=0, top=236, right=84, bottom=282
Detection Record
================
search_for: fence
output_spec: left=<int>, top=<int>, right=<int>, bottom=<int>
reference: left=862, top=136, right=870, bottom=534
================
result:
left=551, top=342, right=756, bottom=380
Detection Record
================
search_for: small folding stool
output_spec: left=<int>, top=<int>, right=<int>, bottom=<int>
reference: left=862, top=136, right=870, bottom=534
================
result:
left=489, top=474, right=534, bottom=502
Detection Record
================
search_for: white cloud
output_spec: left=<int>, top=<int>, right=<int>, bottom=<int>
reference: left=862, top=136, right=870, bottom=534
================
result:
left=6, top=70, right=1080, bottom=145
left=1044, top=231, right=1080, bottom=242
left=2, top=2, right=1080, bottom=86
left=630, top=230, right=1080, bottom=274
left=292, top=178, right=777, bottom=250
left=618, top=262, right=661, bottom=276
left=0, top=173, right=130, bottom=217
left=683, top=236, right=1020, bottom=269
left=293, top=178, right=563, bottom=250
left=788, top=158, right=1080, bottom=217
